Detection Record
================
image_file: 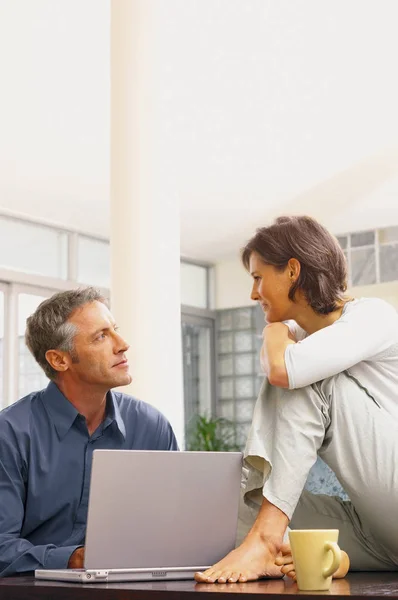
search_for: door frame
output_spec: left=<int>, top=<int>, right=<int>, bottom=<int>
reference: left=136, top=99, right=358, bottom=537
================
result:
left=181, top=307, right=217, bottom=421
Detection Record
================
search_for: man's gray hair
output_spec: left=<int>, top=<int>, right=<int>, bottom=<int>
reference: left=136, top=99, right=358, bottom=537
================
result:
left=25, top=287, right=107, bottom=380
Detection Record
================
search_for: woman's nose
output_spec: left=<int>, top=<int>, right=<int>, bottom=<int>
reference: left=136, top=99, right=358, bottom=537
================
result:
left=251, top=284, right=259, bottom=301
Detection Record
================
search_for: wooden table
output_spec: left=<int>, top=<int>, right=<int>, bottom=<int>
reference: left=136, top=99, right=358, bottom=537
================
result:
left=1, top=573, right=398, bottom=600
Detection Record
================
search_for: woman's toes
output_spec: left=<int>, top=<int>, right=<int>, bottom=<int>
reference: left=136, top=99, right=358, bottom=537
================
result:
left=217, top=572, right=231, bottom=584
left=281, top=564, right=296, bottom=576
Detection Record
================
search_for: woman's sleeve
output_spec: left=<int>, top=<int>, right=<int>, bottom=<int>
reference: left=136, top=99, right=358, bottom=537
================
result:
left=285, top=299, right=398, bottom=389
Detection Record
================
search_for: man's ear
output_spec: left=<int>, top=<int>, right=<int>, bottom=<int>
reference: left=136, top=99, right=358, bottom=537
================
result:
left=45, top=350, right=70, bottom=374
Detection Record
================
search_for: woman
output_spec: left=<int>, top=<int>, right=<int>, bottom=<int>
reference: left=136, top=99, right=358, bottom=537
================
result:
left=195, top=215, right=398, bottom=583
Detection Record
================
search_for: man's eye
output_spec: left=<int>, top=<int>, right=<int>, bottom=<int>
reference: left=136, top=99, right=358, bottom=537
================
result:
left=96, top=333, right=106, bottom=341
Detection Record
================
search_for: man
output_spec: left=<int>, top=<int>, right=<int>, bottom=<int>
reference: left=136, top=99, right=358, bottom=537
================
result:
left=0, top=288, right=178, bottom=577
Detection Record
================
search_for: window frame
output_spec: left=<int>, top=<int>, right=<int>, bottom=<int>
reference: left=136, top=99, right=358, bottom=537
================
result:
left=0, top=282, right=8, bottom=407
left=3, top=283, right=59, bottom=406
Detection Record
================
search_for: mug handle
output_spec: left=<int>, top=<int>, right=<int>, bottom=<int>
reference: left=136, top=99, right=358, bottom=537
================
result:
left=323, top=541, right=342, bottom=578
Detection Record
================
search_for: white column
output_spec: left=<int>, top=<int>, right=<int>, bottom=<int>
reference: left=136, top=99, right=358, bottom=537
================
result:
left=110, top=0, right=184, bottom=445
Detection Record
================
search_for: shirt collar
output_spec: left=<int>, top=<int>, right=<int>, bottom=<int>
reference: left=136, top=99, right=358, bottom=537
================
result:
left=41, top=381, right=79, bottom=440
left=105, top=391, right=126, bottom=439
left=41, top=382, right=126, bottom=441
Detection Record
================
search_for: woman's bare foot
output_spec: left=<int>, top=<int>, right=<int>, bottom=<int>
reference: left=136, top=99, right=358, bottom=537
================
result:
left=194, top=534, right=284, bottom=583
left=275, top=543, right=350, bottom=580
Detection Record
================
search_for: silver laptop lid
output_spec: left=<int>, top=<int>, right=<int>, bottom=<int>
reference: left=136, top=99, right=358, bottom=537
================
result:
left=84, top=450, right=242, bottom=570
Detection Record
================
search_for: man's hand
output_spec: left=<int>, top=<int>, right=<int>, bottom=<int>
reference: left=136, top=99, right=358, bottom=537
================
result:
left=68, top=547, right=85, bottom=569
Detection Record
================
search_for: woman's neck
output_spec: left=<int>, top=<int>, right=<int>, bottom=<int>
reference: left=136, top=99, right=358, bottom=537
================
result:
left=293, top=297, right=352, bottom=335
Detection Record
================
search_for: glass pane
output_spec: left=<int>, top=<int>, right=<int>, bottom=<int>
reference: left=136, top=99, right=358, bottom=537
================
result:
left=180, top=263, right=207, bottom=309
left=234, top=331, right=253, bottom=352
left=236, top=422, right=251, bottom=447
left=305, top=457, right=348, bottom=500
left=182, top=322, right=213, bottom=425
left=235, top=376, right=254, bottom=399
left=219, top=378, right=234, bottom=399
left=254, top=335, right=263, bottom=355
left=0, top=216, right=67, bottom=278
left=336, top=235, right=348, bottom=250
left=235, top=353, right=254, bottom=375
left=350, top=230, right=375, bottom=248
left=236, top=398, right=255, bottom=422
left=351, top=248, right=376, bottom=286
left=78, top=236, right=110, bottom=288
left=254, top=304, right=266, bottom=333
left=218, top=400, right=234, bottom=420
left=233, top=308, right=253, bottom=330
left=380, top=245, right=398, bottom=283
left=218, top=332, right=233, bottom=354
left=218, top=311, right=233, bottom=331
left=219, top=356, right=233, bottom=377
left=0, top=291, right=4, bottom=409
left=18, top=293, right=50, bottom=399
left=380, top=227, right=398, bottom=244
left=255, top=376, right=264, bottom=395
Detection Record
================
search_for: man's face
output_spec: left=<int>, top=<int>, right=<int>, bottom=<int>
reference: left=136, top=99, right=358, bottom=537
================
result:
left=64, top=301, right=132, bottom=390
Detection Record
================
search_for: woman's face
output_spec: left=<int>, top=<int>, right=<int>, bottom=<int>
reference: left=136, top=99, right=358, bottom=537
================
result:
left=249, top=251, right=296, bottom=323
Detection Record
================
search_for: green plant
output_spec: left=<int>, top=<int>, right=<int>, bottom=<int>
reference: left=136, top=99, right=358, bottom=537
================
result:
left=186, top=414, right=241, bottom=452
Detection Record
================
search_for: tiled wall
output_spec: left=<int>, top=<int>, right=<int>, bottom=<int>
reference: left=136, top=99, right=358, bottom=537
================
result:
left=216, top=305, right=263, bottom=447
left=216, top=305, right=347, bottom=499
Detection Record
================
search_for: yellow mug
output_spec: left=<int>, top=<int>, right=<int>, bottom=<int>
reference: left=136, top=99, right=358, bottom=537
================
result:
left=289, top=529, right=341, bottom=591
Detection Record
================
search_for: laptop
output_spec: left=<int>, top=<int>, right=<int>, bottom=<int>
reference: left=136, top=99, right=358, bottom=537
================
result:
left=35, top=449, right=242, bottom=583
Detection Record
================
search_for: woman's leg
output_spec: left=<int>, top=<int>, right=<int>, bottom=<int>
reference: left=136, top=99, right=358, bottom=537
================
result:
left=291, top=491, right=396, bottom=570
left=243, top=374, right=398, bottom=567
left=198, top=374, right=398, bottom=582
left=316, top=371, right=398, bottom=566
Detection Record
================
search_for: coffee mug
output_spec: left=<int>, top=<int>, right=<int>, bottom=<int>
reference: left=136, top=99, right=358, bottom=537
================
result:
left=288, top=529, right=341, bottom=591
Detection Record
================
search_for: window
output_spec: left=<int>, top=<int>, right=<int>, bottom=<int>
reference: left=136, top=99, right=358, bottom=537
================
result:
left=181, top=262, right=208, bottom=309
left=349, top=230, right=376, bottom=286
left=351, top=247, right=376, bottom=286
left=18, top=292, right=50, bottom=398
left=0, top=287, right=4, bottom=408
left=216, top=306, right=263, bottom=447
left=0, top=216, right=68, bottom=279
left=337, top=227, right=398, bottom=286
left=182, top=316, right=215, bottom=432
left=77, top=236, right=110, bottom=288
left=379, top=226, right=398, bottom=283
left=0, top=213, right=216, bottom=439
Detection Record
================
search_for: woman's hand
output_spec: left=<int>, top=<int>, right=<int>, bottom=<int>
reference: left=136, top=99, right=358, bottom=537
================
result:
left=262, top=323, right=295, bottom=387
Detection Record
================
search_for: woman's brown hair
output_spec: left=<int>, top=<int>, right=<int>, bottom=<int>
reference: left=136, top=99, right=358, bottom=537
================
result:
left=241, top=215, right=349, bottom=315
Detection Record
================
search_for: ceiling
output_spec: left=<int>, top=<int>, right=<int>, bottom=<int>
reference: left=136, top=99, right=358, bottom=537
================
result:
left=1, top=0, right=398, bottom=262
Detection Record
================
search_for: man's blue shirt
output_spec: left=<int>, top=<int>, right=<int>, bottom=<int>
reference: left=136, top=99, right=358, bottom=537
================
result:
left=0, top=382, right=178, bottom=576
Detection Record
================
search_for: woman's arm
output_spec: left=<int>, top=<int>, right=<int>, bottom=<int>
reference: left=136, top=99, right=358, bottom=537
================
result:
left=263, top=323, right=295, bottom=388
left=285, top=299, right=398, bottom=389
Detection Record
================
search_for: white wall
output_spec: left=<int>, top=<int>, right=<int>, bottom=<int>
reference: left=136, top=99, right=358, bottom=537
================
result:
left=215, top=258, right=398, bottom=310
left=215, top=258, right=253, bottom=309
left=2, top=1, right=398, bottom=261
left=0, top=0, right=110, bottom=237
left=349, top=282, right=398, bottom=310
